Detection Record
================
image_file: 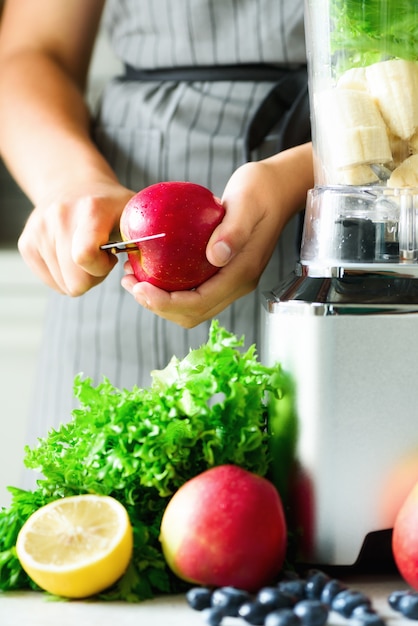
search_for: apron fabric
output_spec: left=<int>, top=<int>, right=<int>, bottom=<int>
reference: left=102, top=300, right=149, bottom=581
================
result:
left=27, top=0, right=307, bottom=446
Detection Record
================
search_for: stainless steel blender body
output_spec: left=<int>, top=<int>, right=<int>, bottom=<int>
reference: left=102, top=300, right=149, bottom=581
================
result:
left=263, top=269, right=418, bottom=566
left=263, top=0, right=418, bottom=566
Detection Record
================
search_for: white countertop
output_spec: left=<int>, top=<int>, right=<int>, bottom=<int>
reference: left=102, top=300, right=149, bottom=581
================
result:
left=0, top=576, right=414, bottom=626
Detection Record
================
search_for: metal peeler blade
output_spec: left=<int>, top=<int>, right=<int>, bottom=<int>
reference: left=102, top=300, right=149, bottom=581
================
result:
left=100, top=232, right=166, bottom=254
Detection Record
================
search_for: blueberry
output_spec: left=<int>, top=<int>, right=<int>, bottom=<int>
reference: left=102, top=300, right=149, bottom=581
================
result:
left=257, top=587, right=296, bottom=610
left=388, top=590, right=409, bottom=612
left=352, top=605, right=378, bottom=618
left=202, top=606, right=225, bottom=626
left=398, top=592, right=418, bottom=620
left=331, top=589, right=372, bottom=617
left=238, top=600, right=270, bottom=625
left=304, top=569, right=328, bottom=581
left=293, top=599, right=329, bottom=626
left=278, top=579, right=306, bottom=602
left=265, top=608, right=302, bottom=626
left=305, top=571, right=330, bottom=600
left=320, top=579, right=347, bottom=607
left=352, top=612, right=386, bottom=626
left=186, top=587, right=213, bottom=611
left=211, top=586, right=252, bottom=617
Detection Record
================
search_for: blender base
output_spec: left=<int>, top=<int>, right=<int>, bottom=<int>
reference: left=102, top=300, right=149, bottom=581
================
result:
left=262, top=272, right=418, bottom=567
left=296, top=529, right=397, bottom=576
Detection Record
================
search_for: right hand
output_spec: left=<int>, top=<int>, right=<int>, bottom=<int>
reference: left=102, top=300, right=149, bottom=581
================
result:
left=18, top=180, right=134, bottom=296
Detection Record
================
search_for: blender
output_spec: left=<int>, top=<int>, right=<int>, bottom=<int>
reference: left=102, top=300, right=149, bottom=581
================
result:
left=263, top=0, right=418, bottom=567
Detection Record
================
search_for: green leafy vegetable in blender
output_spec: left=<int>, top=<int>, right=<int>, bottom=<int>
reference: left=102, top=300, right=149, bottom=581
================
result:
left=0, top=321, right=292, bottom=602
left=331, top=0, right=418, bottom=72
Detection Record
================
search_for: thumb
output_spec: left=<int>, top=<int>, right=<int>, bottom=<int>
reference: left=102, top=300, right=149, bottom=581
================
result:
left=207, top=229, right=234, bottom=267
left=206, top=198, right=258, bottom=268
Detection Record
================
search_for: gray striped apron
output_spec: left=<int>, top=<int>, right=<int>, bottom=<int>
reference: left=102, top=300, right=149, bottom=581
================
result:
left=27, top=0, right=307, bottom=444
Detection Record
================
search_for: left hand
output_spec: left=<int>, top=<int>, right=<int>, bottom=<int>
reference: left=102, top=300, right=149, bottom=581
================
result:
left=121, top=144, right=313, bottom=328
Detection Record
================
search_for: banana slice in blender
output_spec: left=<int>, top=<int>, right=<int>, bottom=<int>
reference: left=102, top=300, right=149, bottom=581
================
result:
left=366, top=59, right=418, bottom=141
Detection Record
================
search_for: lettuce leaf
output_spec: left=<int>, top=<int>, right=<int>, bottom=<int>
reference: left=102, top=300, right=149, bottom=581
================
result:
left=330, top=0, right=418, bottom=73
left=0, top=321, right=291, bottom=602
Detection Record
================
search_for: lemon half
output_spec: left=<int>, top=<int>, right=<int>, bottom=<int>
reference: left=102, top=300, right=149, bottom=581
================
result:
left=16, top=494, right=133, bottom=598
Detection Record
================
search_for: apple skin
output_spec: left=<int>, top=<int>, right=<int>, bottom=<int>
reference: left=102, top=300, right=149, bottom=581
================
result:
left=379, top=449, right=418, bottom=529
left=120, top=181, right=225, bottom=291
left=159, top=464, right=287, bottom=592
left=287, top=463, right=315, bottom=562
left=392, top=480, right=418, bottom=590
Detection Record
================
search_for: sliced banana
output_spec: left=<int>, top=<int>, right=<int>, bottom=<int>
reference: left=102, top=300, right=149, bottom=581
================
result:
left=336, top=164, right=379, bottom=185
left=388, top=154, right=418, bottom=188
left=337, top=66, right=368, bottom=91
left=409, top=131, right=418, bottom=155
left=388, top=133, right=411, bottom=167
left=316, top=88, right=392, bottom=169
left=366, top=59, right=418, bottom=141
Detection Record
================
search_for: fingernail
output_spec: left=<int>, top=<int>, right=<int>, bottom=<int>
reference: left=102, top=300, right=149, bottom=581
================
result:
left=212, top=240, right=232, bottom=266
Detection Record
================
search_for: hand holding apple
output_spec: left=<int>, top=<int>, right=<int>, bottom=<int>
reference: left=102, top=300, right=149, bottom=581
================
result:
left=121, top=146, right=312, bottom=328
left=120, top=181, right=225, bottom=291
left=159, top=464, right=287, bottom=592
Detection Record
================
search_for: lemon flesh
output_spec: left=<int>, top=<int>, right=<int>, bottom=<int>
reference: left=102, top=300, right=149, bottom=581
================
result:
left=16, top=494, right=133, bottom=598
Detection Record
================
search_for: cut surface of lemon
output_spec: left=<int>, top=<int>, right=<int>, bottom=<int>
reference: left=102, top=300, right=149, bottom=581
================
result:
left=16, top=494, right=133, bottom=598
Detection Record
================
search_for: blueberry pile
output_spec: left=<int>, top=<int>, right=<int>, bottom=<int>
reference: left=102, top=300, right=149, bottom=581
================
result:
left=388, top=590, right=418, bottom=620
left=185, top=569, right=388, bottom=626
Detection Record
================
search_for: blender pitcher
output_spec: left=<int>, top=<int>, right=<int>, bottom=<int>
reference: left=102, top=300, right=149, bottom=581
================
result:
left=263, top=0, right=418, bottom=566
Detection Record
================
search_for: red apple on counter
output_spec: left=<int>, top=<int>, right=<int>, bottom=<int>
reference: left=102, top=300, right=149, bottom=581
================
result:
left=159, top=464, right=287, bottom=592
left=392, top=479, right=418, bottom=590
left=120, top=181, right=225, bottom=291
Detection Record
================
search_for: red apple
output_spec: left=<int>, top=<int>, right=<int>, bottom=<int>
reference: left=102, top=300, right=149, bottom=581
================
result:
left=120, top=181, right=225, bottom=291
left=287, top=463, right=315, bottom=562
left=159, top=464, right=287, bottom=592
left=392, top=479, right=418, bottom=589
left=379, top=448, right=418, bottom=529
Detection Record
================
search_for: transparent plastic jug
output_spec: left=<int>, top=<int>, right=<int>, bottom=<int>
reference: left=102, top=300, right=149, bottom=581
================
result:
left=302, top=0, right=418, bottom=275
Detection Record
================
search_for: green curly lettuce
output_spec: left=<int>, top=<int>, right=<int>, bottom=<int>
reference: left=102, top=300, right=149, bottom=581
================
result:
left=330, top=0, right=418, bottom=73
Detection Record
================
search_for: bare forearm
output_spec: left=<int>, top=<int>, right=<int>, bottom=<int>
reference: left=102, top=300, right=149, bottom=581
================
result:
left=261, top=142, right=314, bottom=224
left=0, top=50, right=117, bottom=203
left=0, top=0, right=131, bottom=297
